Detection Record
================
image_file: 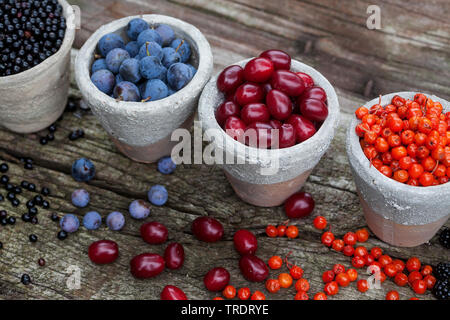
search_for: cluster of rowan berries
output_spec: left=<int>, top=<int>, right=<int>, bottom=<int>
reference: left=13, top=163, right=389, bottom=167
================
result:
left=355, top=93, right=450, bottom=186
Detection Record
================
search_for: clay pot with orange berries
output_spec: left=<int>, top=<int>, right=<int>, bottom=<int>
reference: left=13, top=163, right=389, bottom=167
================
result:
left=346, top=92, right=450, bottom=247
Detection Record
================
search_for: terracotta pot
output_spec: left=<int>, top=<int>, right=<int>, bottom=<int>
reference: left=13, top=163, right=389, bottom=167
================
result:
left=75, top=15, right=213, bottom=163
left=346, top=92, right=450, bottom=247
left=198, top=59, right=340, bottom=207
left=0, top=0, right=76, bottom=133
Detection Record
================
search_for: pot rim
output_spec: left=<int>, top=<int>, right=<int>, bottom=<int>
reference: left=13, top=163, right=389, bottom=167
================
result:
left=75, top=14, right=213, bottom=116
left=346, top=91, right=450, bottom=195
left=0, top=0, right=76, bottom=85
left=198, top=58, right=340, bottom=163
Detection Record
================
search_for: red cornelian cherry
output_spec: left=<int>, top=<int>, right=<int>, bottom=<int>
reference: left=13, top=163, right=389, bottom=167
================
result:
left=164, top=242, right=185, bottom=270
left=192, top=217, right=224, bottom=243
left=279, top=123, right=296, bottom=149
left=217, top=65, right=245, bottom=93
left=287, top=114, right=317, bottom=142
left=130, top=253, right=165, bottom=279
left=313, top=216, right=327, bottom=230
left=241, top=103, right=270, bottom=125
left=215, top=101, right=240, bottom=126
left=243, top=57, right=274, bottom=83
left=161, top=285, right=188, bottom=300
left=300, top=98, right=329, bottom=122
left=245, top=122, right=274, bottom=148
left=271, top=70, right=305, bottom=97
left=259, top=49, right=291, bottom=70
left=239, top=255, right=269, bottom=282
left=301, top=86, right=327, bottom=103
left=296, top=72, right=314, bottom=89
left=204, top=267, right=230, bottom=292
left=140, top=221, right=168, bottom=245
left=284, top=191, right=315, bottom=219
left=224, top=116, right=246, bottom=141
left=88, top=240, right=119, bottom=265
left=235, top=83, right=264, bottom=106
left=266, top=89, right=293, bottom=120
left=233, top=229, right=258, bottom=255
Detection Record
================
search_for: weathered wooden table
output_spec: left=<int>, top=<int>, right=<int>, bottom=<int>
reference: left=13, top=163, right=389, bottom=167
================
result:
left=0, top=0, right=449, bottom=300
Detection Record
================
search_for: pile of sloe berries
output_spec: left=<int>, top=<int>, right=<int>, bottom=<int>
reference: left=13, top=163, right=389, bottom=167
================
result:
left=0, top=0, right=66, bottom=77
left=90, top=18, right=196, bottom=102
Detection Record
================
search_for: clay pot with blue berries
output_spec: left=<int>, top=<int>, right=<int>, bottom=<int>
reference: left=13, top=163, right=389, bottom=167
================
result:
left=75, top=15, right=213, bottom=163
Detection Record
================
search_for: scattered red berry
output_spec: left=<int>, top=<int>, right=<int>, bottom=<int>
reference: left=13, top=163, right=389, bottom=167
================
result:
left=313, top=216, right=327, bottom=230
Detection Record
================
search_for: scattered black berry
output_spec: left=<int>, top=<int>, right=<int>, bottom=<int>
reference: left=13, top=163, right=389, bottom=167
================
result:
left=0, top=218, right=7, bottom=226
left=439, top=228, right=450, bottom=249
left=13, top=186, right=21, bottom=194
left=39, top=137, right=48, bottom=145
left=433, top=279, right=450, bottom=300
left=11, top=198, right=19, bottom=207
left=28, top=183, right=36, bottom=192
left=0, top=210, right=6, bottom=218
left=34, top=194, right=42, bottom=205
left=21, top=213, right=31, bottom=222
left=7, top=216, right=16, bottom=225
left=41, top=187, right=50, bottom=196
left=24, top=163, right=33, bottom=170
left=21, top=180, right=29, bottom=188
left=50, top=213, right=59, bottom=222
left=0, top=194, right=3, bottom=202
left=65, top=100, right=77, bottom=112
left=42, top=200, right=49, bottom=209
left=57, top=230, right=67, bottom=240
left=29, top=234, right=38, bottom=243
left=46, top=133, right=54, bottom=141
left=31, top=216, right=38, bottom=224
left=21, top=274, right=31, bottom=285
left=435, top=262, right=450, bottom=281
left=48, top=124, right=57, bottom=133
left=26, top=199, right=35, bottom=208
left=0, top=175, right=9, bottom=184
left=28, top=207, right=38, bottom=216
left=0, top=163, right=8, bottom=173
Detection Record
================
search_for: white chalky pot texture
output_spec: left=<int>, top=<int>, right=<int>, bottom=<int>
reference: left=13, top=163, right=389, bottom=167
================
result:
left=198, top=59, right=340, bottom=185
left=346, top=92, right=450, bottom=225
left=0, top=0, right=75, bottom=133
left=75, top=15, right=213, bottom=147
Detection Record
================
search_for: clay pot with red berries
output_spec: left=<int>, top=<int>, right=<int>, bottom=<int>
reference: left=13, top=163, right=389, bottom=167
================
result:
left=346, top=92, right=450, bottom=247
left=198, top=52, right=340, bottom=207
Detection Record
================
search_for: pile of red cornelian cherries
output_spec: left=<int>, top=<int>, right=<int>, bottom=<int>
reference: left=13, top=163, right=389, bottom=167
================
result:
left=355, top=93, right=450, bottom=186
left=215, top=49, right=329, bottom=148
